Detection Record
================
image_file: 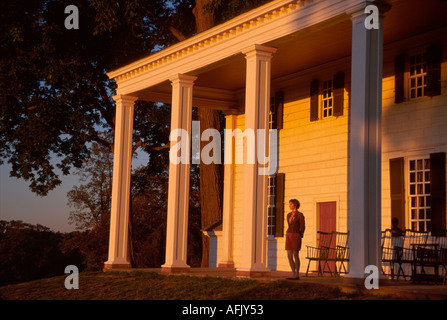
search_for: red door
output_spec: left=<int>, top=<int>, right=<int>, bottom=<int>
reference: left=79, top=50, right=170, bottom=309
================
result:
left=318, top=202, right=336, bottom=275
left=318, top=202, right=336, bottom=233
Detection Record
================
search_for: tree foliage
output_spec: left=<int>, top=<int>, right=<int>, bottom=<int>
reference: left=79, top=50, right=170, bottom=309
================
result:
left=0, top=0, right=194, bottom=195
left=0, top=220, right=84, bottom=285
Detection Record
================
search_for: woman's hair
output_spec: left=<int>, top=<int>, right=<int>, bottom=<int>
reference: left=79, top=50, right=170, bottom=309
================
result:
left=289, top=199, right=300, bottom=209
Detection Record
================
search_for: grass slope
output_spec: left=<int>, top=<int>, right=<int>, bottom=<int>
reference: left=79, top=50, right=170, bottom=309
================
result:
left=0, top=271, right=390, bottom=300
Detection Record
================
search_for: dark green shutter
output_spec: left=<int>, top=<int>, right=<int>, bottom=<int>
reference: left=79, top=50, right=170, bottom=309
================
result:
left=430, top=152, right=446, bottom=236
left=389, top=158, right=405, bottom=230
left=275, top=90, right=284, bottom=130
left=394, top=54, right=405, bottom=104
left=426, top=44, right=442, bottom=97
left=310, top=79, right=319, bottom=121
left=333, top=72, right=344, bottom=117
left=275, top=172, right=285, bottom=237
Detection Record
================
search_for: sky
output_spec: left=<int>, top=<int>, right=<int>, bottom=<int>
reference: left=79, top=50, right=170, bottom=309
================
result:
left=0, top=152, right=149, bottom=233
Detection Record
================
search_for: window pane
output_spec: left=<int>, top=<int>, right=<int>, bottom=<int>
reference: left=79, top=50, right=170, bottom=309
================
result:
left=417, top=87, right=422, bottom=97
left=419, top=197, right=424, bottom=207
left=410, top=184, right=416, bottom=195
left=419, top=221, right=424, bottom=232
left=417, top=77, right=422, bottom=86
left=417, top=160, right=423, bottom=170
left=410, top=160, right=415, bottom=171
left=419, top=209, right=425, bottom=219
left=417, top=184, right=423, bottom=194
left=417, top=172, right=423, bottom=182
left=424, top=159, right=430, bottom=170
left=412, top=209, right=417, bottom=219
left=425, top=172, right=430, bottom=182
left=425, top=183, right=430, bottom=194
left=410, top=172, right=416, bottom=183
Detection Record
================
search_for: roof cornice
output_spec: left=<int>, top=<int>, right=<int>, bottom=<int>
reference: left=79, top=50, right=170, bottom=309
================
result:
left=107, top=0, right=304, bottom=81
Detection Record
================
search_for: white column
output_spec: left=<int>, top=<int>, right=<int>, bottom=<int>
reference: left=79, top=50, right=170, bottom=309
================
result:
left=218, top=112, right=237, bottom=269
left=162, top=74, right=197, bottom=273
left=345, top=2, right=389, bottom=281
left=237, top=44, right=276, bottom=277
left=104, top=94, right=138, bottom=270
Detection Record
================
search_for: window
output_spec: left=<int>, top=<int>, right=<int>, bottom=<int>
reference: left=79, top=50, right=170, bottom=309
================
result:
left=390, top=153, right=445, bottom=235
left=408, top=158, right=431, bottom=232
left=394, top=44, right=442, bottom=104
left=310, top=72, right=344, bottom=121
left=409, top=53, right=427, bottom=99
left=321, top=80, right=333, bottom=118
left=267, top=91, right=284, bottom=237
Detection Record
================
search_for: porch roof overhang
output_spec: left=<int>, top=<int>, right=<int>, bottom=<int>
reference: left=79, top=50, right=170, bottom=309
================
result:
left=107, top=0, right=359, bottom=111
left=106, top=0, right=446, bottom=111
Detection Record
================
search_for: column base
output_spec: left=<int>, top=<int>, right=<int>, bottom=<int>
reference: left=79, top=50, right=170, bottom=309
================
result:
left=218, top=262, right=235, bottom=269
left=343, top=272, right=392, bottom=287
left=103, top=261, right=131, bottom=270
left=161, top=265, right=191, bottom=274
left=236, top=268, right=271, bottom=278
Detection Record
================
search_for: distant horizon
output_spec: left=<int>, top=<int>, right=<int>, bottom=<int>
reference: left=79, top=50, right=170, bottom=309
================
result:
left=0, top=150, right=149, bottom=233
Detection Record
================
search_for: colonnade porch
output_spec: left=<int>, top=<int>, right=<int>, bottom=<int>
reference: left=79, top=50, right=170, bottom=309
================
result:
left=103, top=0, right=395, bottom=280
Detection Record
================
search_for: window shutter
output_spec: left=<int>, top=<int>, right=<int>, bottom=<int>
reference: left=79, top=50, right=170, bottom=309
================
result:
left=275, top=172, right=285, bottom=237
left=270, top=96, right=277, bottom=129
left=430, top=152, right=446, bottom=236
left=333, top=72, right=344, bottom=117
left=394, top=54, right=405, bottom=104
left=310, top=79, right=319, bottom=121
left=275, top=90, right=284, bottom=130
left=426, top=44, right=442, bottom=97
left=389, top=158, right=405, bottom=230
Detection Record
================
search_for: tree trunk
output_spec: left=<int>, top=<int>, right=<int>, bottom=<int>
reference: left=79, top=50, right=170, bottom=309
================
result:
left=193, top=1, right=224, bottom=268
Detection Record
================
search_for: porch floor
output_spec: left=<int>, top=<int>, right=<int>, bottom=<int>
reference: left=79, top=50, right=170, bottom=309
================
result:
left=106, top=267, right=447, bottom=300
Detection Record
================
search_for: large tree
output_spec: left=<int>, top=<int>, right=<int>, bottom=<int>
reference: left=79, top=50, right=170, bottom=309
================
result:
left=0, top=0, right=271, bottom=266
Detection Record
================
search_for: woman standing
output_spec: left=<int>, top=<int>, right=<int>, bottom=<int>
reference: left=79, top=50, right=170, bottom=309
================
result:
left=285, top=199, right=305, bottom=279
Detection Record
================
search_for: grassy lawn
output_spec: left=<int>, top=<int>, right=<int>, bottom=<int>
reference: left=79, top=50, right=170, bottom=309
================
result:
left=0, top=271, right=394, bottom=300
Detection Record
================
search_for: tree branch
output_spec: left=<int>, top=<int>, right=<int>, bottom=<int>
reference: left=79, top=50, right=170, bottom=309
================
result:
left=132, top=140, right=170, bottom=155
left=140, top=5, right=188, bottom=42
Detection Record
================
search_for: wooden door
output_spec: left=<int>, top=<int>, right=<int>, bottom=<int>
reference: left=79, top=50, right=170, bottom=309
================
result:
left=318, top=202, right=336, bottom=275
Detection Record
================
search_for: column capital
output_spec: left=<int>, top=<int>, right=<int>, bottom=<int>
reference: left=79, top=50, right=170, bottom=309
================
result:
left=112, top=94, right=138, bottom=105
left=242, top=44, right=277, bottom=59
left=169, top=73, right=198, bottom=85
left=345, top=0, right=392, bottom=20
